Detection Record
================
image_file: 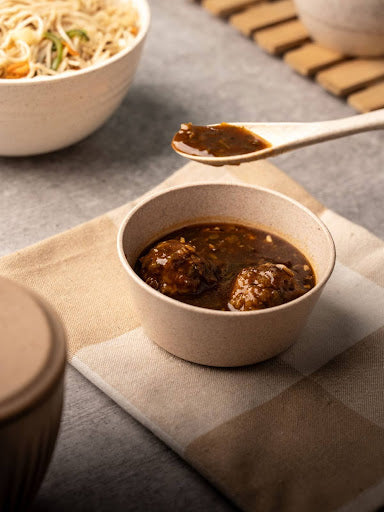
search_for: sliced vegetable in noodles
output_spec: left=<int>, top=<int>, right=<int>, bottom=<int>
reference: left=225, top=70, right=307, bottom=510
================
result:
left=43, top=31, right=63, bottom=71
left=66, top=29, right=90, bottom=42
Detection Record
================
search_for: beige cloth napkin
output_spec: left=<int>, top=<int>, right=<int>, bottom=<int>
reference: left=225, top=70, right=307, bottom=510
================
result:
left=1, top=160, right=384, bottom=512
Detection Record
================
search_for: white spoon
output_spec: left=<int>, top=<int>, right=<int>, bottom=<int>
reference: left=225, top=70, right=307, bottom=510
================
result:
left=172, top=108, right=384, bottom=166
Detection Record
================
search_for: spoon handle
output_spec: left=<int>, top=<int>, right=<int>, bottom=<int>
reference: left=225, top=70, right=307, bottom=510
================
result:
left=316, top=107, right=384, bottom=137
left=278, top=108, right=384, bottom=154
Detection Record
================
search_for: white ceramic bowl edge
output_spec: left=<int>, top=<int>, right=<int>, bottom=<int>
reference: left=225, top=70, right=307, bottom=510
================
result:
left=0, top=0, right=150, bottom=156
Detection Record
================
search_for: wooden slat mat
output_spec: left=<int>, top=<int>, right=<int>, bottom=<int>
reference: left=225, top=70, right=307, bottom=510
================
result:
left=197, top=0, right=384, bottom=112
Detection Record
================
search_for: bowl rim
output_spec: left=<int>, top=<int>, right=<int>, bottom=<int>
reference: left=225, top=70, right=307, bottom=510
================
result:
left=0, top=0, right=150, bottom=86
left=117, top=182, right=336, bottom=317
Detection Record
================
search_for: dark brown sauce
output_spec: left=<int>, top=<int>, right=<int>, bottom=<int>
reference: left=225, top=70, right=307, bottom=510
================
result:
left=172, top=122, right=270, bottom=158
left=134, top=223, right=315, bottom=311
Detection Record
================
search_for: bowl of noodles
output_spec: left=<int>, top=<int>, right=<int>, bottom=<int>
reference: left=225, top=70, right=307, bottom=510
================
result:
left=0, top=0, right=150, bottom=156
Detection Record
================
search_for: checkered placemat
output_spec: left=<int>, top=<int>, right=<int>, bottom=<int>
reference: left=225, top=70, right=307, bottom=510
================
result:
left=1, top=159, right=384, bottom=512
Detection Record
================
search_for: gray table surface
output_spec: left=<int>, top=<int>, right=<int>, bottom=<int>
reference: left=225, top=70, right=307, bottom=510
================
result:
left=1, top=1, right=383, bottom=510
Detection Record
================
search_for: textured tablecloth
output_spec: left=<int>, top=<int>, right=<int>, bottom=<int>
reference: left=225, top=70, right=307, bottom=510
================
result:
left=1, top=159, right=383, bottom=512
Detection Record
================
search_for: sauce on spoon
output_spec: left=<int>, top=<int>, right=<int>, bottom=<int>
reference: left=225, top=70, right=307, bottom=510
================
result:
left=172, top=122, right=270, bottom=158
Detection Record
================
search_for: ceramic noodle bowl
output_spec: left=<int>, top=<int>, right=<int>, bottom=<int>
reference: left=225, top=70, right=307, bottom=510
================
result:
left=0, top=0, right=150, bottom=156
left=294, top=0, right=384, bottom=57
left=0, top=277, right=66, bottom=511
left=117, top=183, right=336, bottom=367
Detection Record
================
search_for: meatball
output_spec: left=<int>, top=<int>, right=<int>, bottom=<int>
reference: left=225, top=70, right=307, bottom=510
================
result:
left=139, top=239, right=217, bottom=296
left=229, top=262, right=307, bottom=311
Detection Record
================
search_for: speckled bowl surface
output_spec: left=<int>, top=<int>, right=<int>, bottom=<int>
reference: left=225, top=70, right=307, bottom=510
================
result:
left=117, top=183, right=336, bottom=367
left=0, top=0, right=150, bottom=156
left=294, top=0, right=384, bottom=56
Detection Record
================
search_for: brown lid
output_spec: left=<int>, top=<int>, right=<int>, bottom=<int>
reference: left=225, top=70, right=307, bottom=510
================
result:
left=0, top=277, right=66, bottom=424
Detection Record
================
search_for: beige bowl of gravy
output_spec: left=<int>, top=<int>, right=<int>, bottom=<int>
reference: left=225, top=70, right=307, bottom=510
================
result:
left=117, top=183, right=335, bottom=367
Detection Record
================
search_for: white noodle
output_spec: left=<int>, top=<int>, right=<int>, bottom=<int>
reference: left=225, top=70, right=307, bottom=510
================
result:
left=0, top=0, right=139, bottom=78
